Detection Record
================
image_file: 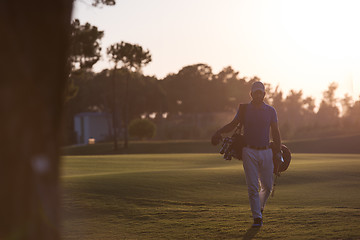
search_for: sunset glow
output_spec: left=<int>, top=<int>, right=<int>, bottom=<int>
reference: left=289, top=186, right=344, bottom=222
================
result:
left=73, top=0, right=360, bottom=101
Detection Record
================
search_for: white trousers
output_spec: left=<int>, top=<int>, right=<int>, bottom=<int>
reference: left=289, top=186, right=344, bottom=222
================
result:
left=242, top=147, right=274, bottom=219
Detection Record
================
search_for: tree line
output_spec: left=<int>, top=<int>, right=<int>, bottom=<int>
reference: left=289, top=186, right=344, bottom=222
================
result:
left=65, top=62, right=360, bottom=143
left=65, top=19, right=360, bottom=145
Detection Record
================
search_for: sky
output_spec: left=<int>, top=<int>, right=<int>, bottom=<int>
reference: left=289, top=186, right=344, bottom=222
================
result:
left=73, top=0, right=360, bottom=104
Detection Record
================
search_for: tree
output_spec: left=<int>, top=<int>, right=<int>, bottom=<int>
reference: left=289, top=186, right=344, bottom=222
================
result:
left=341, top=95, right=360, bottom=130
left=316, top=82, right=340, bottom=127
left=65, top=19, right=104, bottom=102
left=284, top=90, right=305, bottom=124
left=89, top=0, right=115, bottom=6
left=162, top=64, right=214, bottom=114
left=0, top=0, right=73, bottom=239
left=340, top=94, right=353, bottom=118
left=301, top=96, right=316, bottom=130
left=77, top=0, right=116, bottom=6
left=322, top=82, right=338, bottom=107
left=69, top=19, right=104, bottom=70
left=265, top=86, right=318, bottom=140
left=127, top=73, right=167, bottom=119
left=129, top=119, right=156, bottom=140
left=214, top=66, right=250, bottom=111
left=107, top=41, right=152, bottom=149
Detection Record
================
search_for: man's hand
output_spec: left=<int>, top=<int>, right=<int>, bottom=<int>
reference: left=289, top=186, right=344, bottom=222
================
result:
left=273, top=150, right=284, bottom=176
left=270, top=121, right=281, bottom=153
left=211, top=132, right=222, bottom=146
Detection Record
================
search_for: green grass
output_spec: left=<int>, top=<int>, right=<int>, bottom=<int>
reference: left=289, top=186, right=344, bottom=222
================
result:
left=62, top=140, right=219, bottom=155
left=62, top=133, right=360, bottom=156
left=61, top=153, right=360, bottom=239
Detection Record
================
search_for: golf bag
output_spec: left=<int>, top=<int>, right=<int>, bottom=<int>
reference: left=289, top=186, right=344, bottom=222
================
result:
left=219, top=124, right=245, bottom=160
left=219, top=104, right=247, bottom=161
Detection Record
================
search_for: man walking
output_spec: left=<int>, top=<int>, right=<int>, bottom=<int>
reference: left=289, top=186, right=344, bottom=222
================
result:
left=212, top=81, right=281, bottom=228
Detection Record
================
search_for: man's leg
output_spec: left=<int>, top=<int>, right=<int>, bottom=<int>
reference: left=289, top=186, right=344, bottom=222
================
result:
left=242, top=147, right=262, bottom=219
left=259, top=148, right=274, bottom=212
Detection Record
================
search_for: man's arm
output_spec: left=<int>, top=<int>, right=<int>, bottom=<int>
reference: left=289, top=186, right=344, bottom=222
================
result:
left=217, top=119, right=238, bottom=135
left=211, top=118, right=238, bottom=145
left=270, top=121, right=281, bottom=153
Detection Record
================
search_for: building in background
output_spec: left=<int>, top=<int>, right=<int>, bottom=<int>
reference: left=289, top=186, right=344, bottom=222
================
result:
left=74, top=112, right=113, bottom=144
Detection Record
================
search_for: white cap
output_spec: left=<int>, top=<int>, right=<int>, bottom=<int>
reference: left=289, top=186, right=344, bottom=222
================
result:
left=251, top=81, right=265, bottom=93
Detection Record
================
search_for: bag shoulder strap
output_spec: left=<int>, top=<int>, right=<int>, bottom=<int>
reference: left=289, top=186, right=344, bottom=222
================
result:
left=239, top=104, right=247, bottom=124
left=237, top=103, right=248, bottom=132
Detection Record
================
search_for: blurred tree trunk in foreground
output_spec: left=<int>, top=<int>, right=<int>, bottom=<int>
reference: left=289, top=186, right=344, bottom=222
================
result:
left=0, top=0, right=73, bottom=239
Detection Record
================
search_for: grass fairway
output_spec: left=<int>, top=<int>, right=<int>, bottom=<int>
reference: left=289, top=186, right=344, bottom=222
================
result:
left=61, top=153, right=360, bottom=240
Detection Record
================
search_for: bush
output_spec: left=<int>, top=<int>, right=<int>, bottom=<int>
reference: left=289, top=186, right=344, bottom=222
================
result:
left=129, top=118, right=156, bottom=140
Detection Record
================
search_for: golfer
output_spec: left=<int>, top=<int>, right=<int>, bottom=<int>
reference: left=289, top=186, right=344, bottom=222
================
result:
left=212, top=81, right=281, bottom=228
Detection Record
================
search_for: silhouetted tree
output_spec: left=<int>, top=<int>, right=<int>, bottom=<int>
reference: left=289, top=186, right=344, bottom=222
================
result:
left=316, top=82, right=340, bottom=127
left=301, top=96, right=316, bottom=129
left=129, top=73, right=167, bottom=118
left=341, top=95, right=360, bottom=130
left=340, top=94, right=353, bottom=118
left=215, top=66, right=251, bottom=110
left=80, top=0, right=116, bottom=7
left=69, top=19, right=104, bottom=70
left=303, top=96, right=316, bottom=113
left=65, top=19, right=104, bottom=102
left=266, top=86, right=291, bottom=137
left=107, top=41, right=152, bottom=149
left=162, top=64, right=214, bottom=114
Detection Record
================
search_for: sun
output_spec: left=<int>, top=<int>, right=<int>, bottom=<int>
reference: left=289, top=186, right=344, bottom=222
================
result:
left=279, top=0, right=360, bottom=98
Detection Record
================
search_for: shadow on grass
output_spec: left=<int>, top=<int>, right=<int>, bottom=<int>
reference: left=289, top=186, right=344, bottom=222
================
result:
left=242, top=227, right=260, bottom=240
